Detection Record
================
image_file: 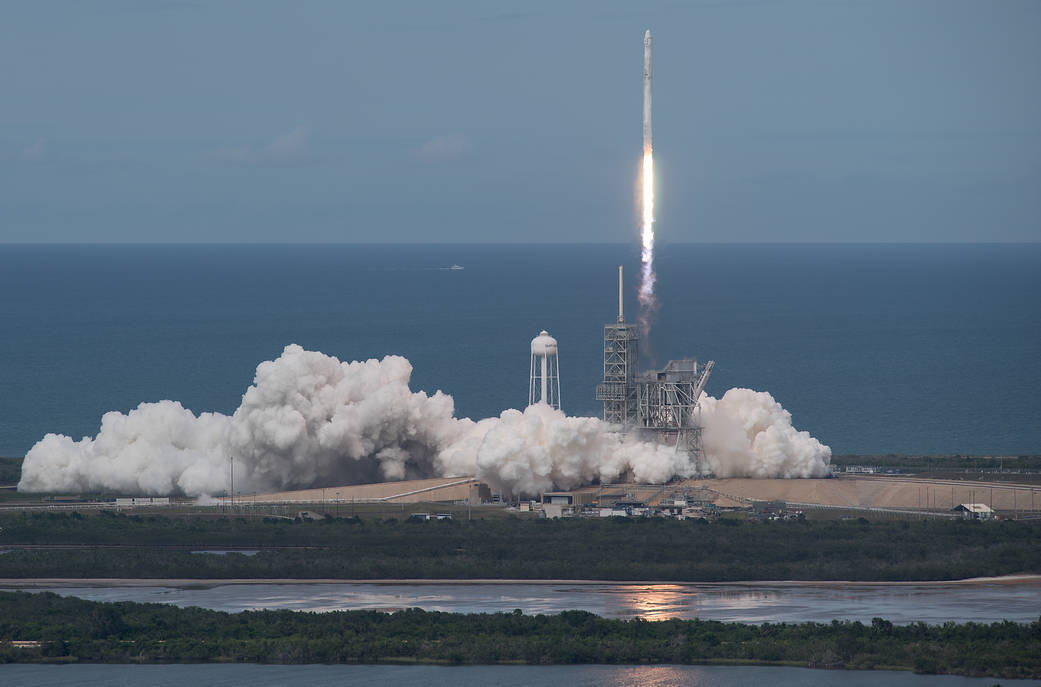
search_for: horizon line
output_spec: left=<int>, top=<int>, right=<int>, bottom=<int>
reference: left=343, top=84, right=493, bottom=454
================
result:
left=2, top=241, right=1040, bottom=247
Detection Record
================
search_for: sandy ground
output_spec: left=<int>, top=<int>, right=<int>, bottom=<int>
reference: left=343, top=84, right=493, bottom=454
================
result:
left=2, top=575, right=1039, bottom=588
left=557, top=475, right=1041, bottom=512
left=689, top=475, right=1041, bottom=511
left=246, top=476, right=480, bottom=505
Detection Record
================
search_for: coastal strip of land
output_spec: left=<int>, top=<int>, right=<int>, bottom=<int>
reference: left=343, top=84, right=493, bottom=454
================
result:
left=2, top=514, right=1040, bottom=583
left=2, top=574, right=1040, bottom=588
left=1, top=591, right=1038, bottom=678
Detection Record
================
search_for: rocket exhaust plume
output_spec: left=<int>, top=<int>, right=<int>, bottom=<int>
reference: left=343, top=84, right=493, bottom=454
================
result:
left=18, top=346, right=830, bottom=498
left=638, top=29, right=657, bottom=341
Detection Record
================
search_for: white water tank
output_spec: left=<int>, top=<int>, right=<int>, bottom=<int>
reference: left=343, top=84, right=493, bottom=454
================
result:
left=528, top=330, right=561, bottom=410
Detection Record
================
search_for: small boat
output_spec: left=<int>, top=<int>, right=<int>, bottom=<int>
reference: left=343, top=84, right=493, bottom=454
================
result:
left=449, top=264, right=464, bottom=270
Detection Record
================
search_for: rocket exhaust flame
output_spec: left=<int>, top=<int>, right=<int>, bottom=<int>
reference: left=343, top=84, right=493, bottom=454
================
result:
left=638, top=30, right=657, bottom=340
left=639, top=149, right=654, bottom=305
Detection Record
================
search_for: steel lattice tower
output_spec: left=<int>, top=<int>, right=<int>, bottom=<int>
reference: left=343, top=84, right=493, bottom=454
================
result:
left=596, top=267, right=639, bottom=426
left=635, top=358, right=714, bottom=474
left=595, top=266, right=716, bottom=475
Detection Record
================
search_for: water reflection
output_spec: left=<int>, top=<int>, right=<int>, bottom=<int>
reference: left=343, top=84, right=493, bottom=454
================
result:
left=12, top=581, right=1041, bottom=625
left=608, top=585, right=695, bottom=621
left=1, top=663, right=1035, bottom=687
left=599, top=665, right=709, bottom=687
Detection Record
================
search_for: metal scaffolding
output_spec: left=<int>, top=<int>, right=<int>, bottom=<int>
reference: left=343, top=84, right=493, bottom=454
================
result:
left=595, top=266, right=639, bottom=426
left=596, top=322, right=639, bottom=425
left=594, top=267, right=715, bottom=475
left=634, top=358, right=714, bottom=474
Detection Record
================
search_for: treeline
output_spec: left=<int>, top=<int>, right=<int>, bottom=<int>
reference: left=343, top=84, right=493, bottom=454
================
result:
left=0, top=457, right=21, bottom=485
left=0, top=592, right=1038, bottom=678
left=1, top=513, right=1040, bottom=581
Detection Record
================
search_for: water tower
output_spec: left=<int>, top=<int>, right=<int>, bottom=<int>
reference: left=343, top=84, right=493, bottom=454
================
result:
left=529, top=330, right=561, bottom=410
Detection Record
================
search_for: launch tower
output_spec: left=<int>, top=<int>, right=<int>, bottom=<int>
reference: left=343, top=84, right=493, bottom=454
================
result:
left=596, top=267, right=639, bottom=425
left=634, top=358, right=714, bottom=473
left=596, top=267, right=715, bottom=474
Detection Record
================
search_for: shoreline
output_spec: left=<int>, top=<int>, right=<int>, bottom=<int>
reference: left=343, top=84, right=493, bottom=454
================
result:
left=2, top=574, right=1039, bottom=588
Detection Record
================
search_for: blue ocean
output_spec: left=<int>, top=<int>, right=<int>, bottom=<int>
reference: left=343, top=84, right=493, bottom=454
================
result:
left=0, top=243, right=1038, bottom=457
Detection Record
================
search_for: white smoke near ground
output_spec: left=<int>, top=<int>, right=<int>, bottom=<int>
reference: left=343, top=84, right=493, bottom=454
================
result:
left=18, top=345, right=830, bottom=497
left=700, top=389, right=832, bottom=479
left=437, top=404, right=695, bottom=495
left=22, top=401, right=229, bottom=497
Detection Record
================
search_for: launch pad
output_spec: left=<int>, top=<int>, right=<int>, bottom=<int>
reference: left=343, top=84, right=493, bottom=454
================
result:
left=596, top=267, right=715, bottom=473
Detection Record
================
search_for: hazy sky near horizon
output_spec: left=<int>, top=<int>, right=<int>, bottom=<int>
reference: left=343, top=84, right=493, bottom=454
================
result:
left=2, top=0, right=1038, bottom=243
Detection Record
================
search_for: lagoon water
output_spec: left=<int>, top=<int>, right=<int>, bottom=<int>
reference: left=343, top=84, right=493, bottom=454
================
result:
left=23, top=580, right=1041, bottom=625
left=2, top=663, right=1039, bottom=687
left=1, top=243, right=1039, bottom=458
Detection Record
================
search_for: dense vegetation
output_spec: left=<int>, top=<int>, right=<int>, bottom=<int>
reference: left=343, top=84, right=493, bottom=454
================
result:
left=1, top=512, right=1039, bottom=581
left=0, top=592, right=1038, bottom=678
left=0, top=457, right=21, bottom=485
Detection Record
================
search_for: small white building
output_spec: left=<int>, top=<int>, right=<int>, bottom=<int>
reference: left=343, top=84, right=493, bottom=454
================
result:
left=114, top=497, right=170, bottom=509
left=951, top=503, right=994, bottom=520
left=541, top=503, right=574, bottom=519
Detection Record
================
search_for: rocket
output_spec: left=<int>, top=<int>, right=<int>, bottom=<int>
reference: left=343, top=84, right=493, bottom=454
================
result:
left=643, top=29, right=652, bottom=155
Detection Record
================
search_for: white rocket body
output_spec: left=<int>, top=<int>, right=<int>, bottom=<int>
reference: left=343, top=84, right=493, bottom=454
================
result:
left=643, top=30, right=652, bottom=154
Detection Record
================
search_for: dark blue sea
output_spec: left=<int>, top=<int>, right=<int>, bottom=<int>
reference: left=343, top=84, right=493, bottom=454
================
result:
left=0, top=243, right=1038, bottom=457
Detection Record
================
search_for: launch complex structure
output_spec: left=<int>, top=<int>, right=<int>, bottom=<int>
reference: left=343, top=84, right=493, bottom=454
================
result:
left=592, top=31, right=714, bottom=474
left=596, top=267, right=715, bottom=473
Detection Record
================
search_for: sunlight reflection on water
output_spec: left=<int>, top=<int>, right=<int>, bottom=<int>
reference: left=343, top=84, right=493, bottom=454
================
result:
left=16, top=581, right=1040, bottom=625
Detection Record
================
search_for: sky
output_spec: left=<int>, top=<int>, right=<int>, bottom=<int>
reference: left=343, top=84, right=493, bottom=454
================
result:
left=1, top=0, right=1038, bottom=243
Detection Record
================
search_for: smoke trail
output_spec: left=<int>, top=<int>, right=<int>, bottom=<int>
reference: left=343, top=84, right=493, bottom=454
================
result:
left=638, top=29, right=658, bottom=342
left=18, top=345, right=830, bottom=497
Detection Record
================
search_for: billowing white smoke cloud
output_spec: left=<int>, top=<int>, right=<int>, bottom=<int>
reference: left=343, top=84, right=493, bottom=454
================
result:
left=21, top=401, right=228, bottom=496
left=437, top=404, right=695, bottom=495
left=225, top=348, right=458, bottom=488
left=18, top=345, right=830, bottom=497
left=700, top=388, right=831, bottom=478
